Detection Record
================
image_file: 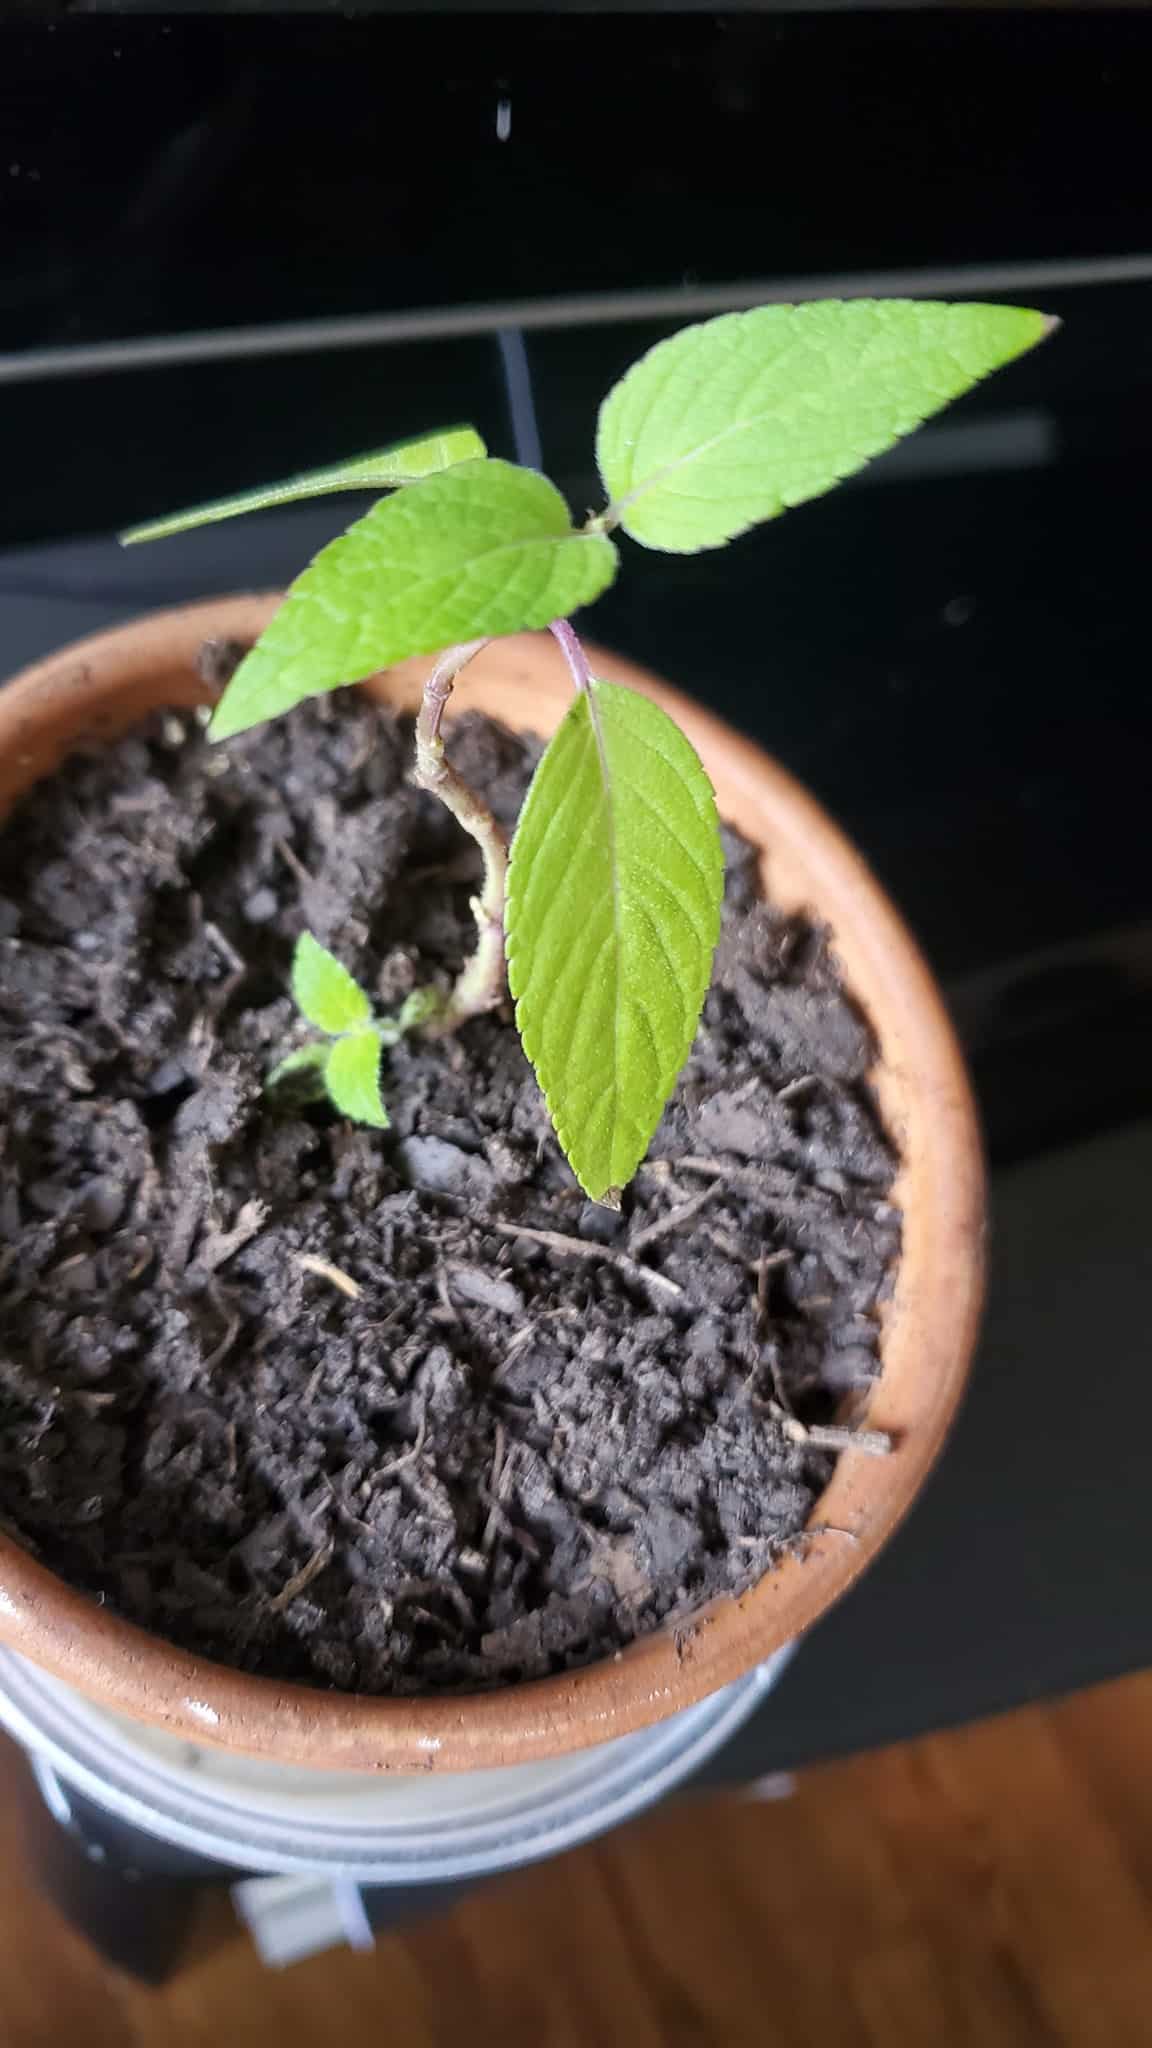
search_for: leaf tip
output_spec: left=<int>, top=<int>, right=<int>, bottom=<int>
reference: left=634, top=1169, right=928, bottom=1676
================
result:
left=206, top=660, right=264, bottom=743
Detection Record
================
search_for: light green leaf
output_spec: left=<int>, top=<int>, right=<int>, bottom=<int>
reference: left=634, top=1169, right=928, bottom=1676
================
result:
left=120, top=427, right=487, bottom=544
left=291, top=932, right=372, bottom=1035
left=209, top=460, right=618, bottom=740
left=506, top=680, right=723, bottom=1202
left=596, top=299, right=1055, bottom=553
left=267, top=1041, right=330, bottom=1095
left=324, top=1030, right=389, bottom=1128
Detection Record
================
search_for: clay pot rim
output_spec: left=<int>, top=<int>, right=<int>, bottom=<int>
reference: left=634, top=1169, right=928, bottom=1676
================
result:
left=0, top=597, right=984, bottom=1772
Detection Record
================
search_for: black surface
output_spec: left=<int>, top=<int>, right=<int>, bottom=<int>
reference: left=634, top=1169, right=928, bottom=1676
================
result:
left=1, top=13, right=1149, bottom=349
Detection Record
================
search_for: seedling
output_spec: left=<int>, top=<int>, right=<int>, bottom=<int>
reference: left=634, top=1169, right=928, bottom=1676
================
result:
left=125, top=299, right=1053, bottom=1201
left=267, top=932, right=436, bottom=1128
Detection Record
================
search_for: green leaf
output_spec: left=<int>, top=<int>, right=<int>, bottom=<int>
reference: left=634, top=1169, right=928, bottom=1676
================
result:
left=324, top=1030, right=389, bottom=1128
left=506, top=680, right=724, bottom=1201
left=267, top=1041, right=330, bottom=1094
left=291, top=932, right=372, bottom=1035
left=209, top=460, right=619, bottom=740
left=119, top=427, right=487, bottom=544
left=596, top=299, right=1055, bottom=554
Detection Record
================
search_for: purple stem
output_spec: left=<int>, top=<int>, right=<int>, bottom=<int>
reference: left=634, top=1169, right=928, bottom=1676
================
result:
left=549, top=618, right=591, bottom=694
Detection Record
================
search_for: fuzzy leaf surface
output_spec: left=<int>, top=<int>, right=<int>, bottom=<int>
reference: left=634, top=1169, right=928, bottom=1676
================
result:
left=596, top=299, right=1053, bottom=553
left=291, top=932, right=372, bottom=1035
left=506, top=680, right=723, bottom=1200
left=324, top=1031, right=389, bottom=1128
left=120, top=428, right=487, bottom=543
left=209, top=460, right=618, bottom=739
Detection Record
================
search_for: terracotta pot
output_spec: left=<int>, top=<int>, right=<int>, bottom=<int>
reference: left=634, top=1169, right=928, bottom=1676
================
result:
left=0, top=596, right=984, bottom=1772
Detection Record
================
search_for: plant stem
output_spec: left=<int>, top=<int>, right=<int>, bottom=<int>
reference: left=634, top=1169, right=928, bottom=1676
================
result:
left=549, top=617, right=591, bottom=693
left=411, top=639, right=509, bottom=1033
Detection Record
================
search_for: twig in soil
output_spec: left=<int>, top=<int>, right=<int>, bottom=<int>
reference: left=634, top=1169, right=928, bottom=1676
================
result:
left=660, top=1156, right=826, bottom=1216
left=782, top=1417, right=892, bottom=1457
left=490, top=1323, right=537, bottom=1382
left=479, top=1220, right=683, bottom=1305
left=202, top=920, right=248, bottom=1015
left=199, top=1200, right=267, bottom=1274
left=433, top=1261, right=460, bottom=1324
left=481, top=1423, right=511, bottom=1553
left=628, top=1178, right=727, bottom=1255
left=374, top=1405, right=428, bottom=1483
left=480, top=1496, right=540, bottom=1560
left=706, top=1226, right=793, bottom=1278
left=202, top=1316, right=241, bottom=1372
left=756, top=1248, right=772, bottom=1331
left=275, top=836, right=314, bottom=887
left=203, top=920, right=245, bottom=978
left=295, top=1253, right=362, bottom=1300
left=268, top=1537, right=336, bottom=1614
left=755, top=1247, right=797, bottom=1416
left=776, top=1075, right=817, bottom=1103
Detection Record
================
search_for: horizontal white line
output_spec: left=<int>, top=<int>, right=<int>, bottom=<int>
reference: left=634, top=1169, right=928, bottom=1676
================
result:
left=1, top=253, right=1149, bottom=387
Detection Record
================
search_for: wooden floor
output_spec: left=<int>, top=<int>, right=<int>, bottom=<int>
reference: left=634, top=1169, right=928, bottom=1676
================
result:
left=3, top=1670, right=1152, bottom=2046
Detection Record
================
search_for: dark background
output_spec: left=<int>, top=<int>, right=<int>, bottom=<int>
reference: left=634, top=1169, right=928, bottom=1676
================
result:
left=2, top=6, right=1151, bottom=1774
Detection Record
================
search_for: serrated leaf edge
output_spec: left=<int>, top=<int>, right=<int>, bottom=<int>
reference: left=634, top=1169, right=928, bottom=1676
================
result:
left=121, top=427, right=488, bottom=544
left=291, top=932, right=373, bottom=1035
left=506, top=683, right=723, bottom=1200
left=597, top=300, right=1054, bottom=554
left=323, top=1029, right=389, bottom=1128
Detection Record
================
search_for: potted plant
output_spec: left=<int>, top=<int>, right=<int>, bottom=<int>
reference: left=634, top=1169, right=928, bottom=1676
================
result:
left=0, top=301, right=1048, bottom=1771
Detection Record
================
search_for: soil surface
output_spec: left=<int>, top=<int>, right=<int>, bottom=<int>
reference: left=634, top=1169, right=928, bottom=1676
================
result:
left=0, top=689, right=899, bottom=1694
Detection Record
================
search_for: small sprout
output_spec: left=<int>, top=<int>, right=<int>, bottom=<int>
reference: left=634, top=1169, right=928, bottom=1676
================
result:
left=268, top=932, right=417, bottom=1130
left=324, top=1030, right=388, bottom=1127
left=292, top=930, right=372, bottom=1035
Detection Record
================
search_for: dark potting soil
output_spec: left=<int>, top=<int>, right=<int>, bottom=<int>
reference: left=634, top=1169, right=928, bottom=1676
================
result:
left=0, top=687, right=900, bottom=1695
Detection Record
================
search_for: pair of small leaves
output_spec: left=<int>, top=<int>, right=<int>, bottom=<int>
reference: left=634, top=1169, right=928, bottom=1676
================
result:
left=271, top=932, right=389, bottom=1127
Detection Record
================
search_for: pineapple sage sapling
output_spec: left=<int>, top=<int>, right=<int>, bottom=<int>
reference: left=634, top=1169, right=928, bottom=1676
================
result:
left=126, top=301, right=1053, bottom=1205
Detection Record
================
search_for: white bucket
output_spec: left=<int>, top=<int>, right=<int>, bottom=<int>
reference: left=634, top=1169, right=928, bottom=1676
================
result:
left=0, top=1644, right=793, bottom=1884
